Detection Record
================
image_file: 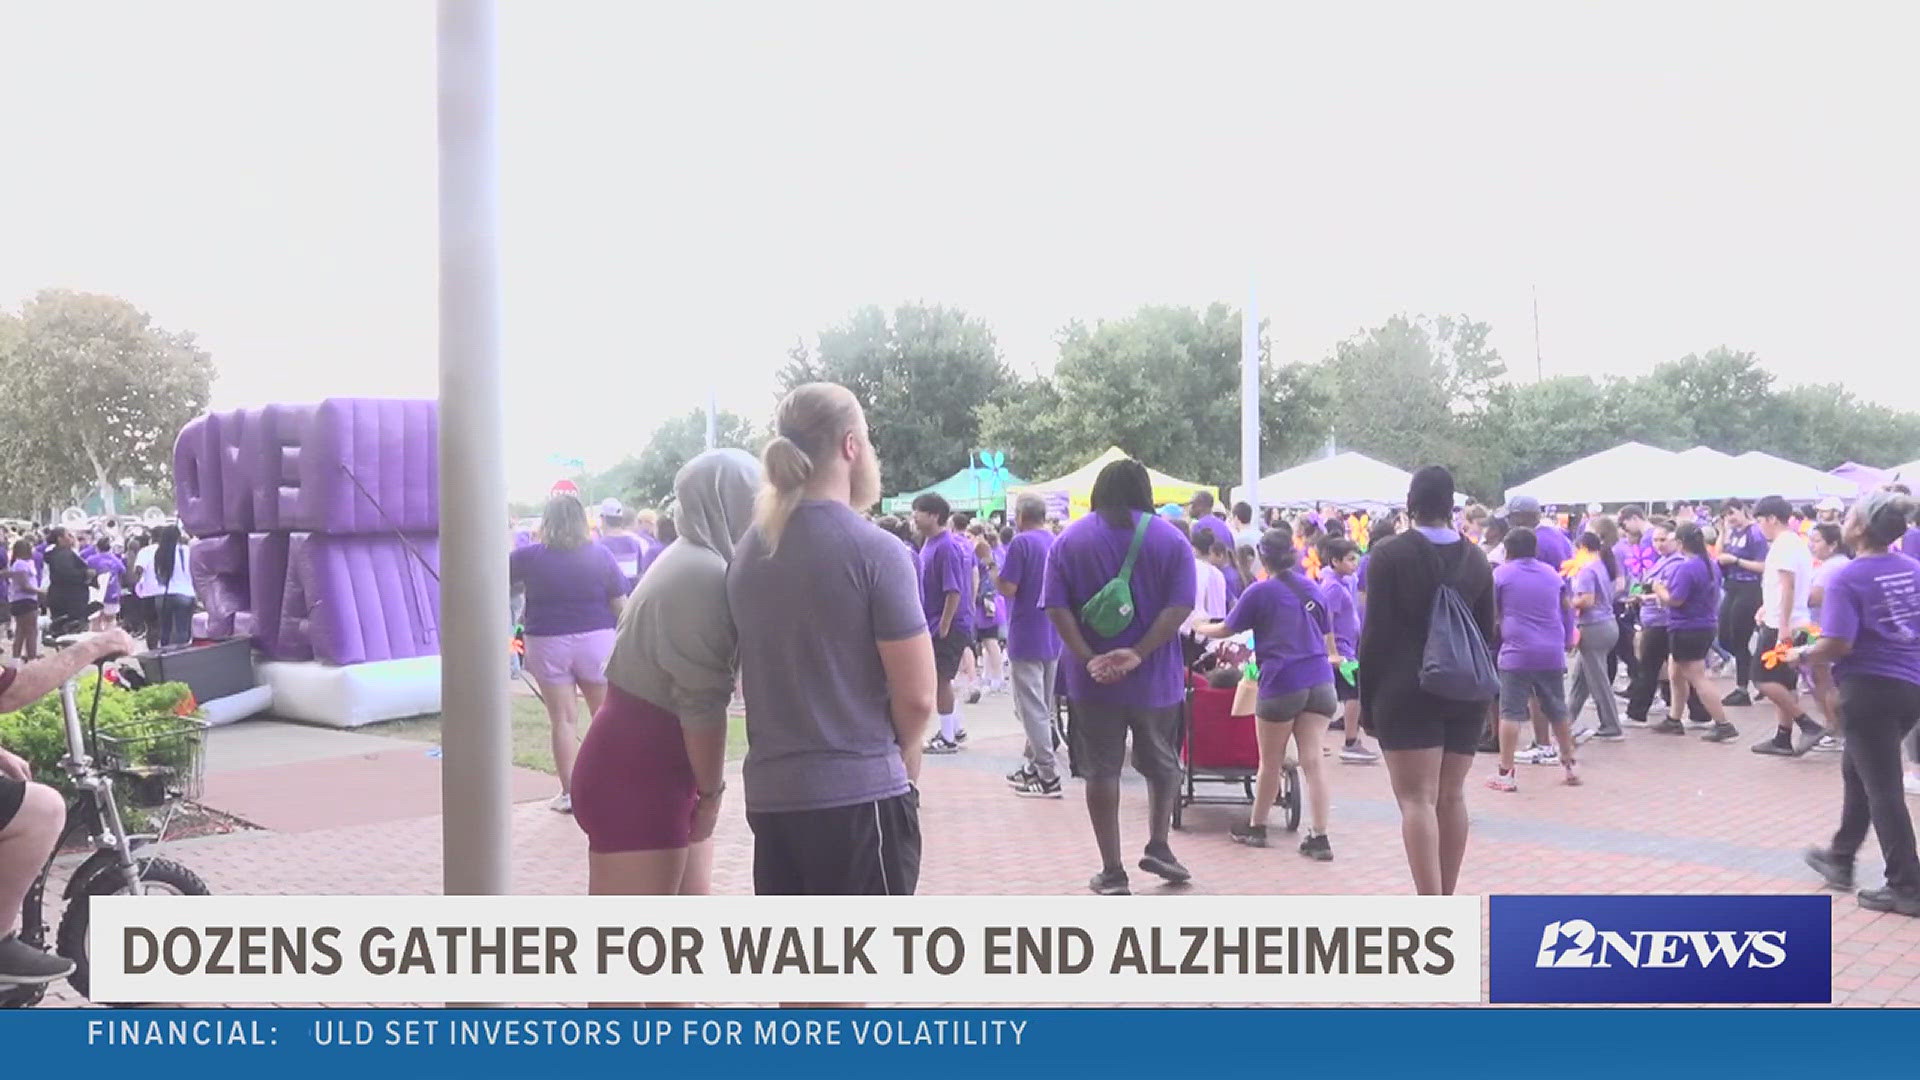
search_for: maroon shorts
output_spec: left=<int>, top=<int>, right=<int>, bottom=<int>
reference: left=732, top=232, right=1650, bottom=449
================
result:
left=571, top=683, right=698, bottom=853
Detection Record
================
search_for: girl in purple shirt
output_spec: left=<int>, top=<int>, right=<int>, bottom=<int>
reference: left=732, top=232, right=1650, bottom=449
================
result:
left=509, top=494, right=630, bottom=813
left=1195, top=525, right=1341, bottom=860
left=1793, top=491, right=1920, bottom=916
left=1654, top=522, right=1737, bottom=743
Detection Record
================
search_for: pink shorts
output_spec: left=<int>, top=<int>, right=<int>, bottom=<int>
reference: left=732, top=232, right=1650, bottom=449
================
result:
left=522, top=629, right=614, bottom=686
left=571, top=683, right=697, bottom=852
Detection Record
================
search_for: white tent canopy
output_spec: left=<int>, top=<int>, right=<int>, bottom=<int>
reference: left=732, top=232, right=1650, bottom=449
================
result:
left=1229, top=452, right=1413, bottom=510
left=1888, top=459, right=1920, bottom=483
left=1728, top=451, right=1857, bottom=502
left=1503, top=442, right=1681, bottom=506
left=1667, top=447, right=1744, bottom=501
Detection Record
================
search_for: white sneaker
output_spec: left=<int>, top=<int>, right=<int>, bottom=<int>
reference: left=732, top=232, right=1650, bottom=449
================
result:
left=1905, top=774, right=1920, bottom=797
left=1812, top=734, right=1842, bottom=753
left=1572, top=727, right=1597, bottom=746
left=1516, top=744, right=1561, bottom=766
left=548, top=793, right=572, bottom=814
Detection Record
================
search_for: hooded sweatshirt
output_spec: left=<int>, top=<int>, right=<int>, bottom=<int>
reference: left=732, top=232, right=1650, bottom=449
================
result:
left=603, top=448, right=761, bottom=728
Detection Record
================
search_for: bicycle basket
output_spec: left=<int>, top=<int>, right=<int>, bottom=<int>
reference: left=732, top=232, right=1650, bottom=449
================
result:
left=96, top=715, right=208, bottom=808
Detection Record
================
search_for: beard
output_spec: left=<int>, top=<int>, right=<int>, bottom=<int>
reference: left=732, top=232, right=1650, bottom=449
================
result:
left=851, top=448, right=882, bottom=511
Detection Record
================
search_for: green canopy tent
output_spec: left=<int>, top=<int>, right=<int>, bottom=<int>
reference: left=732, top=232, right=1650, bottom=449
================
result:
left=883, top=463, right=1027, bottom=516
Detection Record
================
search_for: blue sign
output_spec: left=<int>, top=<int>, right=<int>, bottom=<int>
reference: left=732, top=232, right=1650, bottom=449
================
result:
left=1490, top=895, right=1831, bottom=1003
left=5, top=1006, right=1917, bottom=1076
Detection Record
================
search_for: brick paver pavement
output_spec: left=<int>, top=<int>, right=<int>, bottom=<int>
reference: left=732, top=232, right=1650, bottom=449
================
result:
left=34, top=689, right=1920, bottom=1007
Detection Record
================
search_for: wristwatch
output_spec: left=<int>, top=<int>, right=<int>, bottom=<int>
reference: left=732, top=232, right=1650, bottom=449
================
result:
left=695, top=782, right=727, bottom=802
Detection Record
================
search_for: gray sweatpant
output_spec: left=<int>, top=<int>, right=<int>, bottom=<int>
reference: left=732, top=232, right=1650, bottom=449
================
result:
left=1567, top=617, right=1623, bottom=734
left=1012, top=657, right=1061, bottom=781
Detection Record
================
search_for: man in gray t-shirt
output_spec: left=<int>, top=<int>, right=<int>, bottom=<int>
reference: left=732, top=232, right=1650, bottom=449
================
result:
left=728, top=498, right=934, bottom=894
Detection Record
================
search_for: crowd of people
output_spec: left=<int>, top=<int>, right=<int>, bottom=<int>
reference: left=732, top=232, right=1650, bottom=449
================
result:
left=501, top=379, right=1920, bottom=922
left=1, top=519, right=199, bottom=660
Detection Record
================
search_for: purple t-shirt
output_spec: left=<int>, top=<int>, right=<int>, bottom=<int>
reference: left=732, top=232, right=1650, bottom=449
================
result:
left=8, top=558, right=36, bottom=601
left=597, top=533, right=647, bottom=594
left=1723, top=524, right=1768, bottom=584
left=998, top=530, right=1062, bottom=662
left=85, top=550, right=127, bottom=603
left=508, top=542, right=627, bottom=636
left=1041, top=511, right=1197, bottom=708
left=1225, top=573, right=1334, bottom=699
left=1640, top=552, right=1682, bottom=628
left=917, top=531, right=975, bottom=637
left=1665, top=555, right=1722, bottom=631
left=727, top=500, right=926, bottom=814
left=1223, top=563, right=1243, bottom=606
left=1193, top=514, right=1235, bottom=557
left=1820, top=552, right=1920, bottom=685
left=1493, top=558, right=1575, bottom=672
left=1321, top=574, right=1359, bottom=659
left=1532, top=523, right=1575, bottom=573
left=1572, top=558, right=1615, bottom=626
left=1903, top=527, right=1920, bottom=562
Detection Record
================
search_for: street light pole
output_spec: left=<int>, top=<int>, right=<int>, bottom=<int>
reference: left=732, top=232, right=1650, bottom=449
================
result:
left=1240, top=286, right=1261, bottom=521
left=436, top=0, right=511, bottom=904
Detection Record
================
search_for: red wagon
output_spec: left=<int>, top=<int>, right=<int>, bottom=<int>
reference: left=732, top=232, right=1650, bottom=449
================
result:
left=1173, top=671, right=1301, bottom=832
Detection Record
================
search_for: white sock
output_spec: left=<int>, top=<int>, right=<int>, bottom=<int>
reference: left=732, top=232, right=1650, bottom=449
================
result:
left=940, top=712, right=958, bottom=741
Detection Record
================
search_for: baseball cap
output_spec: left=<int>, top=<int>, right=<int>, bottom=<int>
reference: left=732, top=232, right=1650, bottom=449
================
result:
left=1507, top=495, right=1542, bottom=514
left=1817, top=496, right=1844, bottom=513
left=598, top=497, right=626, bottom=518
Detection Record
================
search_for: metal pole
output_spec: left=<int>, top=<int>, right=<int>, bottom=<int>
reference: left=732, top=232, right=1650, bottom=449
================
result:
left=1532, top=284, right=1543, bottom=382
left=437, top=0, right=511, bottom=902
left=1240, top=286, right=1260, bottom=521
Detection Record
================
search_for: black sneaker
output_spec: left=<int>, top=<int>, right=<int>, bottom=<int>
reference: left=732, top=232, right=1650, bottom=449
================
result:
left=1229, top=822, right=1268, bottom=848
left=1791, top=717, right=1825, bottom=756
left=1593, top=727, right=1626, bottom=741
left=1138, top=847, right=1192, bottom=883
left=954, top=728, right=969, bottom=743
left=1702, top=722, right=1740, bottom=743
left=1299, top=833, right=1333, bottom=862
left=1088, top=869, right=1131, bottom=896
left=1751, top=734, right=1795, bottom=756
left=1856, top=888, right=1920, bottom=918
left=1006, top=764, right=1036, bottom=788
left=924, top=734, right=961, bottom=755
left=0, top=935, right=76, bottom=987
left=1722, top=688, right=1752, bottom=708
left=1013, top=774, right=1063, bottom=799
left=1803, top=848, right=1855, bottom=891
left=1652, top=718, right=1686, bottom=735
left=966, top=689, right=982, bottom=705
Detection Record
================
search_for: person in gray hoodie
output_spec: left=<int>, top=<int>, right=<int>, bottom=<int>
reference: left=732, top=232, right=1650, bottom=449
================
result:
left=570, top=448, right=761, bottom=897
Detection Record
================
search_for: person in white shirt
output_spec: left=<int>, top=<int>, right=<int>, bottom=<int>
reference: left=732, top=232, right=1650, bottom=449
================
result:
left=131, top=524, right=196, bottom=649
left=1184, top=529, right=1229, bottom=641
left=1750, top=496, right=1820, bottom=756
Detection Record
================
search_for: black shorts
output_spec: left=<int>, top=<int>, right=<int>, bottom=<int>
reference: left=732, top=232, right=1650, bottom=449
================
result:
left=1335, top=666, right=1359, bottom=703
left=0, top=777, right=24, bottom=832
left=932, top=630, right=970, bottom=681
left=1753, top=626, right=1801, bottom=688
left=975, top=625, right=1000, bottom=646
left=1368, top=702, right=1486, bottom=755
left=747, top=790, right=921, bottom=896
left=1670, top=628, right=1716, bottom=664
left=9, top=599, right=37, bottom=618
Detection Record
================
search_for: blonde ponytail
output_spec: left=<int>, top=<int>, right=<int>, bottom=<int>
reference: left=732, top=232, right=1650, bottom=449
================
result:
left=753, top=382, right=864, bottom=554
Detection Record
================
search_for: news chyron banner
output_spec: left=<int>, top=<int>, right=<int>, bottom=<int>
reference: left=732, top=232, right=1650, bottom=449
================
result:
left=92, top=895, right=1479, bottom=1004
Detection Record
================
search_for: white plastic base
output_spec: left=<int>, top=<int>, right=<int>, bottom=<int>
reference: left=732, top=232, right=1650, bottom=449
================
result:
left=197, top=685, right=275, bottom=727
left=256, top=656, right=442, bottom=727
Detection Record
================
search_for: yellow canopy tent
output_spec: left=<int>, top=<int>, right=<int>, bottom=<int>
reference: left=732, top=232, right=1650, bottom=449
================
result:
left=1007, top=447, right=1212, bottom=519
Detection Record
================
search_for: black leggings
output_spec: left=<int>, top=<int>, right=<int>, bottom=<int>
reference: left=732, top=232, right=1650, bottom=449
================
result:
left=1831, top=675, right=1920, bottom=896
left=1611, top=602, right=1639, bottom=686
left=1718, top=580, right=1762, bottom=690
left=1627, top=624, right=1707, bottom=722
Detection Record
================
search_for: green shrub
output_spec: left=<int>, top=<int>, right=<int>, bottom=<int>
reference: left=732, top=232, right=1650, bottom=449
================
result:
left=0, top=673, right=201, bottom=787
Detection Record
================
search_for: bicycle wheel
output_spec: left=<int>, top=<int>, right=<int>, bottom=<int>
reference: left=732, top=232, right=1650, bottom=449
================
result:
left=57, top=856, right=210, bottom=1001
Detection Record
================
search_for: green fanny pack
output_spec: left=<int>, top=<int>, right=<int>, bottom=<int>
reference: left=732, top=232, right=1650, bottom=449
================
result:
left=1079, top=511, right=1152, bottom=638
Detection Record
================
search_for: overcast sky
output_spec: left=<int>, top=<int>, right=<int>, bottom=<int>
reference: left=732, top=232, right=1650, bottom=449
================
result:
left=5, top=1, right=1916, bottom=500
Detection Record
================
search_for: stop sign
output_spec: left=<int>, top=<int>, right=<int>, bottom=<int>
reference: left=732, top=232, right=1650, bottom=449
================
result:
left=550, top=479, right=580, bottom=498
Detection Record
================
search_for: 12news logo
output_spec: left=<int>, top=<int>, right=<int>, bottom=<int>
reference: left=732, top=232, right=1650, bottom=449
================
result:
left=1490, top=896, right=1830, bottom=1003
left=1533, top=918, right=1786, bottom=970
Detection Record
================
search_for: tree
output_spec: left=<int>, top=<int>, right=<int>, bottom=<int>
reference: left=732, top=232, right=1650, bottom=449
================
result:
left=594, top=408, right=762, bottom=509
left=1, top=290, right=214, bottom=517
left=1493, top=375, right=1691, bottom=491
left=1317, top=314, right=1507, bottom=498
left=781, top=304, right=1013, bottom=494
left=977, top=305, right=1328, bottom=490
left=1646, top=347, right=1775, bottom=454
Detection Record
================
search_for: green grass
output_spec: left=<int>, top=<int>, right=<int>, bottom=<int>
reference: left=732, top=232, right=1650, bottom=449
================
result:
left=362, top=695, right=748, bottom=775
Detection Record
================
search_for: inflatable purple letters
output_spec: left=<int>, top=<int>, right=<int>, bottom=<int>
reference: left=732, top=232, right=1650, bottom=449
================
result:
left=175, top=399, right=441, bottom=665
